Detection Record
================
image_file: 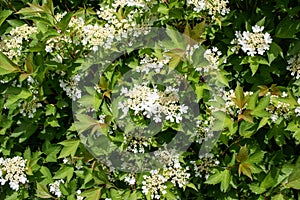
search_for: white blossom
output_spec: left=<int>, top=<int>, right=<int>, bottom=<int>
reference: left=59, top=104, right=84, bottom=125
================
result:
left=187, top=0, right=230, bottom=18
left=49, top=179, right=64, bottom=198
left=0, top=156, right=28, bottom=191
left=287, top=54, right=300, bottom=79
left=232, top=25, right=272, bottom=56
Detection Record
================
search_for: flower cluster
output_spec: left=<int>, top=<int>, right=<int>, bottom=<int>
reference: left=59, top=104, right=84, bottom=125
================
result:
left=0, top=156, right=28, bottom=191
left=190, top=153, right=220, bottom=179
left=135, top=54, right=170, bottom=74
left=231, top=25, right=272, bottom=56
left=196, top=47, right=224, bottom=73
left=187, top=0, right=230, bottom=18
left=295, top=98, right=300, bottom=117
left=287, top=54, right=300, bottom=79
left=49, top=179, right=64, bottom=198
left=0, top=24, right=37, bottom=60
left=142, top=169, right=167, bottom=199
left=59, top=74, right=82, bottom=101
left=124, top=173, right=136, bottom=185
left=142, top=149, right=190, bottom=199
left=123, top=133, right=152, bottom=153
left=18, top=97, right=43, bottom=118
left=16, top=76, right=43, bottom=118
left=266, top=93, right=290, bottom=122
left=118, top=84, right=188, bottom=123
left=194, top=116, right=215, bottom=144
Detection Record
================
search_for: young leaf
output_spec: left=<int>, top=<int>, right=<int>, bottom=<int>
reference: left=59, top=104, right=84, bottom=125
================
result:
left=238, top=163, right=252, bottom=180
left=236, top=145, right=249, bottom=163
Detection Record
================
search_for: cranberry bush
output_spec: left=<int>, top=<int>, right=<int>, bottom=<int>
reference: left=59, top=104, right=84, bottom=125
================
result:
left=0, top=0, right=300, bottom=199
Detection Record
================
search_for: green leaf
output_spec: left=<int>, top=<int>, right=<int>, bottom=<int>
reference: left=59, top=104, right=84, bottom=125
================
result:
left=257, top=117, right=269, bottom=130
left=256, top=17, right=266, bottom=27
left=186, top=183, right=198, bottom=191
left=205, top=170, right=223, bottom=185
left=40, top=166, right=53, bottom=182
left=16, top=3, right=45, bottom=14
left=267, top=42, right=283, bottom=64
left=220, top=170, right=231, bottom=192
left=275, top=17, right=300, bottom=38
left=247, top=91, right=259, bottom=110
left=56, top=12, right=73, bottom=32
left=0, top=10, right=13, bottom=27
left=58, top=140, right=80, bottom=158
left=286, top=168, right=300, bottom=189
left=74, top=114, right=101, bottom=134
left=239, top=121, right=257, bottom=138
left=165, top=25, right=187, bottom=49
left=0, top=52, right=20, bottom=75
left=250, top=63, right=259, bottom=76
left=247, top=151, right=265, bottom=164
left=4, top=88, right=32, bottom=108
left=80, top=188, right=102, bottom=200
left=272, top=194, right=285, bottom=200
left=35, top=182, right=53, bottom=199
left=231, top=84, right=245, bottom=109
left=53, top=166, right=74, bottom=182
left=236, top=145, right=249, bottom=163
left=260, top=170, right=277, bottom=189
left=248, top=183, right=266, bottom=194
left=238, top=163, right=252, bottom=180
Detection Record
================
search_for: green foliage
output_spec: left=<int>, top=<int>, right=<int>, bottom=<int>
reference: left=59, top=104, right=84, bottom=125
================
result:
left=0, top=0, right=299, bottom=199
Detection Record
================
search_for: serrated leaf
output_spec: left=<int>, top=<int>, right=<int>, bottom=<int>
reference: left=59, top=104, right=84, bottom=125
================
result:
left=238, top=163, right=252, bottom=180
left=80, top=188, right=102, bottom=200
left=53, top=166, right=74, bottom=182
left=58, top=140, right=80, bottom=158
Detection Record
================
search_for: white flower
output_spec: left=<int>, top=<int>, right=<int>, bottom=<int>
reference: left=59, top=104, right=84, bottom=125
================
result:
left=0, top=156, right=28, bottom=191
left=187, top=0, right=230, bottom=18
left=270, top=114, right=278, bottom=122
left=232, top=25, right=272, bottom=56
left=49, top=179, right=64, bottom=198
left=295, top=107, right=300, bottom=117
left=287, top=54, right=300, bottom=79
left=45, top=45, right=53, bottom=53
left=124, top=174, right=136, bottom=185
left=9, top=181, right=19, bottom=191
